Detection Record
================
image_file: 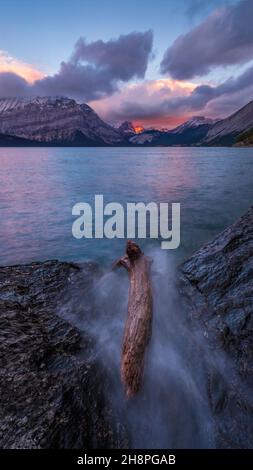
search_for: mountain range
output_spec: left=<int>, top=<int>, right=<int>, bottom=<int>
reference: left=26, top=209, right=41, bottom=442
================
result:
left=0, top=96, right=253, bottom=147
left=0, top=97, right=122, bottom=146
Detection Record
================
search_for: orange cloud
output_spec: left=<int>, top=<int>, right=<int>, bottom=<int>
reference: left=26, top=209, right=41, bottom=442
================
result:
left=129, top=78, right=196, bottom=94
left=0, top=51, right=44, bottom=83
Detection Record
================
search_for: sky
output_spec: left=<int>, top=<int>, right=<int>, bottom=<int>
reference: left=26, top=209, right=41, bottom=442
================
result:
left=0, top=0, right=253, bottom=128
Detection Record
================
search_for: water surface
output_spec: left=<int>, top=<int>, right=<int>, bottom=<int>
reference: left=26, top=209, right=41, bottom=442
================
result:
left=0, top=146, right=252, bottom=265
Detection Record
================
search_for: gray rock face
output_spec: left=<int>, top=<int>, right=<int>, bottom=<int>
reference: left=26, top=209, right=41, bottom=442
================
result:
left=179, top=207, right=253, bottom=448
left=171, top=116, right=216, bottom=135
left=118, top=121, right=136, bottom=136
left=204, top=100, right=253, bottom=145
left=0, top=97, right=123, bottom=145
left=0, top=260, right=128, bottom=449
left=130, top=130, right=159, bottom=145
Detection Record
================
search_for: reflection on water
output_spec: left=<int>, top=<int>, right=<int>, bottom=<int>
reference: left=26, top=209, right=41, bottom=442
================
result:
left=0, top=146, right=253, bottom=265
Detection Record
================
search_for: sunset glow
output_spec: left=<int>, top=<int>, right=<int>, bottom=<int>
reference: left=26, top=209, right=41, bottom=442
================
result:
left=133, top=115, right=191, bottom=130
left=0, top=51, right=44, bottom=83
left=0, top=0, right=252, bottom=128
left=129, top=78, right=196, bottom=94
left=134, top=126, right=144, bottom=134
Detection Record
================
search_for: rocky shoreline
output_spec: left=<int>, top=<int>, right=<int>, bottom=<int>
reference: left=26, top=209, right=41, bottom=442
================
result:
left=0, top=261, right=128, bottom=449
left=0, top=207, right=252, bottom=449
left=179, top=206, right=253, bottom=448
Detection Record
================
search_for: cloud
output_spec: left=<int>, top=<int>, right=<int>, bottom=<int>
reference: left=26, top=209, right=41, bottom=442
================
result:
left=0, top=72, right=30, bottom=97
left=161, top=0, right=253, bottom=79
left=156, top=63, right=253, bottom=118
left=185, top=62, right=253, bottom=107
left=91, top=63, right=253, bottom=128
left=0, top=50, right=44, bottom=83
left=0, top=25, right=252, bottom=129
left=71, top=32, right=153, bottom=82
left=204, top=84, right=253, bottom=117
left=0, top=31, right=153, bottom=101
left=185, top=0, right=232, bottom=19
left=37, top=31, right=153, bottom=100
left=90, top=78, right=196, bottom=127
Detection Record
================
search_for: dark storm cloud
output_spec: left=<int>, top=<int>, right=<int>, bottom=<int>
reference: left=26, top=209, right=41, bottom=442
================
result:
left=71, top=32, right=153, bottom=81
left=168, top=64, right=253, bottom=113
left=110, top=100, right=170, bottom=121
left=0, top=31, right=153, bottom=100
left=187, top=63, right=253, bottom=108
left=35, top=61, right=119, bottom=100
left=160, top=0, right=253, bottom=79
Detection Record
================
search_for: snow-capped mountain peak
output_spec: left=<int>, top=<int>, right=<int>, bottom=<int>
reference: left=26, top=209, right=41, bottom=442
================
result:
left=0, top=96, right=84, bottom=113
left=0, top=96, right=123, bottom=145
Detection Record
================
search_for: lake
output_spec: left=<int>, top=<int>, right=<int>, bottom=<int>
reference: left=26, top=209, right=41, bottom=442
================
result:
left=0, top=146, right=252, bottom=266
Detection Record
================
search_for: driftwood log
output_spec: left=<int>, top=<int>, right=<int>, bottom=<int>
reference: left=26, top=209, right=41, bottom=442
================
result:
left=114, top=240, right=153, bottom=398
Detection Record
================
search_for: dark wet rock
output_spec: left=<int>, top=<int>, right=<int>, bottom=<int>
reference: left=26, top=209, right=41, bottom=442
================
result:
left=0, top=260, right=128, bottom=449
left=207, top=370, right=228, bottom=415
left=179, top=206, right=253, bottom=448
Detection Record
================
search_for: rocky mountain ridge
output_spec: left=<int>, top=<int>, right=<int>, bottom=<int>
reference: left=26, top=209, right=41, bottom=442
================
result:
left=0, top=96, right=123, bottom=146
left=117, top=121, right=136, bottom=136
left=0, top=96, right=253, bottom=146
left=171, top=116, right=217, bottom=134
left=203, top=100, right=253, bottom=145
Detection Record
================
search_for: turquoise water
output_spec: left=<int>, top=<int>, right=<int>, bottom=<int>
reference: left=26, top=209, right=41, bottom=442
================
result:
left=0, top=146, right=252, bottom=266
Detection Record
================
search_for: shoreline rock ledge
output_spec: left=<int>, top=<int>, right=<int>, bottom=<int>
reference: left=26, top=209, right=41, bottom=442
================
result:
left=0, top=261, right=128, bottom=449
left=179, top=206, right=253, bottom=448
left=0, top=206, right=252, bottom=449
